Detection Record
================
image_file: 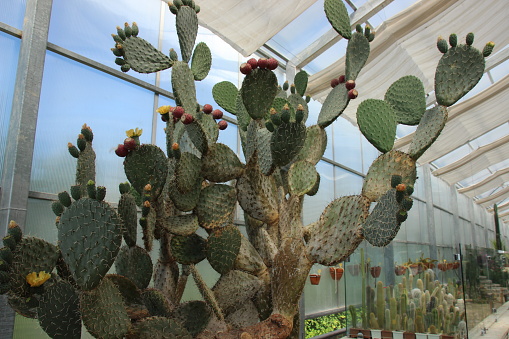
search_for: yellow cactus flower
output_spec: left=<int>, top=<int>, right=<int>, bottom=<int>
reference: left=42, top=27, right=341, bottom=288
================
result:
left=126, top=128, right=143, bottom=138
left=26, top=271, right=51, bottom=287
left=156, top=105, right=172, bottom=114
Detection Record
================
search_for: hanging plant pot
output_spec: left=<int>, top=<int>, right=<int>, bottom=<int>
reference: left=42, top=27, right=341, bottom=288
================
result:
left=394, top=265, right=407, bottom=276
left=409, top=264, right=419, bottom=275
left=329, top=267, right=344, bottom=280
left=309, top=274, right=321, bottom=285
left=452, top=261, right=460, bottom=269
left=348, top=264, right=360, bottom=276
left=438, top=263, right=448, bottom=271
left=370, top=266, right=381, bottom=278
left=446, top=262, right=454, bottom=270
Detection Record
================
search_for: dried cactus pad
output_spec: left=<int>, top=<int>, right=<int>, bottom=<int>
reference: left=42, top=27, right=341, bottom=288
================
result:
left=362, top=189, right=403, bottom=247
left=241, top=68, right=278, bottom=120
left=128, top=316, right=192, bottom=339
left=435, top=43, right=485, bottom=106
left=114, top=245, right=153, bottom=289
left=346, top=32, right=370, bottom=81
left=58, top=198, right=122, bottom=291
left=357, top=98, right=397, bottom=153
left=207, top=225, right=242, bottom=274
left=37, top=279, right=81, bottom=339
left=408, top=105, right=448, bottom=160
left=324, top=0, right=352, bottom=39
left=306, top=195, right=370, bottom=266
left=384, top=75, right=426, bottom=125
left=80, top=278, right=130, bottom=339
left=362, top=150, right=417, bottom=202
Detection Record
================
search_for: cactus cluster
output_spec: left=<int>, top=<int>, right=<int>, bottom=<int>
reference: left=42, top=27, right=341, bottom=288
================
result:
left=0, top=0, right=493, bottom=337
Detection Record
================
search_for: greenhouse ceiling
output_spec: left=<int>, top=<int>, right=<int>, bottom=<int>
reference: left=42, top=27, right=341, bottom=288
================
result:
left=192, top=0, right=509, bottom=222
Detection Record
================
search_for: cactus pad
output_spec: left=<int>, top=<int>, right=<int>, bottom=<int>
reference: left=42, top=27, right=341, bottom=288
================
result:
left=207, top=225, right=242, bottom=274
left=201, top=143, right=244, bottom=182
left=184, top=120, right=208, bottom=155
left=287, top=93, right=309, bottom=123
left=384, top=75, right=426, bottom=125
left=37, top=279, right=81, bottom=339
left=119, top=36, right=173, bottom=73
left=435, top=42, right=485, bottom=106
left=324, top=0, right=352, bottom=39
left=357, top=98, right=397, bottom=153
left=294, top=70, right=308, bottom=97
left=191, top=42, right=211, bottom=80
left=295, top=125, right=327, bottom=165
left=166, top=214, right=200, bottom=236
left=257, top=127, right=276, bottom=175
left=241, top=68, right=278, bottom=120
left=176, top=6, right=198, bottom=63
left=124, top=144, right=168, bottom=197
left=167, top=158, right=201, bottom=211
left=58, top=198, right=122, bottom=290
left=306, top=195, right=370, bottom=265
left=271, top=121, right=307, bottom=167
left=115, top=245, right=153, bottom=289
left=170, top=233, right=206, bottom=264
left=212, top=81, right=238, bottom=115
left=118, top=192, right=138, bottom=247
left=142, top=288, right=172, bottom=317
left=408, top=106, right=448, bottom=160
left=172, top=61, right=198, bottom=116
left=288, top=160, right=318, bottom=196
left=128, top=316, right=192, bottom=339
left=175, top=152, right=202, bottom=194
left=317, top=83, right=349, bottom=128
left=195, top=184, right=236, bottom=230
left=174, top=300, right=212, bottom=336
left=345, top=32, right=370, bottom=81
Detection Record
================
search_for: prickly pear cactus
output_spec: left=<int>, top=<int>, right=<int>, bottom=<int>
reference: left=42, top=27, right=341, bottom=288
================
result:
left=0, top=1, right=492, bottom=338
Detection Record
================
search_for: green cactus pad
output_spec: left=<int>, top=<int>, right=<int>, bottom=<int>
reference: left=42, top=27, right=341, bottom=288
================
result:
left=170, top=233, right=207, bottom=264
left=9, top=237, right=59, bottom=296
left=184, top=120, right=208, bottom=155
left=114, top=245, right=153, bottom=289
left=294, top=70, right=308, bottom=97
left=257, top=127, right=276, bottom=175
left=127, top=316, right=192, bottom=339
left=80, top=278, right=130, bottom=339
left=288, top=160, right=318, bottom=196
left=362, top=189, right=404, bottom=247
left=241, top=68, right=278, bottom=120
left=173, top=301, right=212, bottom=336
left=167, top=159, right=201, bottom=211
left=207, top=225, right=241, bottom=274
left=287, top=93, right=309, bottom=123
left=212, top=269, right=263, bottom=316
left=295, top=125, right=327, bottom=165
left=195, top=184, right=236, bottom=230
left=435, top=43, right=485, bottom=106
left=345, top=32, right=370, bottom=81
left=271, top=121, right=307, bottom=167
left=172, top=61, right=198, bottom=116
left=245, top=119, right=259, bottom=163
left=142, top=288, right=172, bottom=317
left=176, top=6, right=198, bottom=63
left=8, top=294, right=39, bottom=318
left=37, top=279, right=81, bottom=339
left=236, top=89, right=252, bottom=130
left=307, top=172, right=321, bottom=196
left=124, top=144, right=168, bottom=197
left=324, top=0, right=352, bottom=39
left=306, top=195, right=370, bottom=266
left=76, top=139, right=96, bottom=198
left=58, top=198, right=122, bottom=291
left=175, top=152, right=202, bottom=194
left=191, top=42, right=212, bottom=80
left=362, top=150, right=417, bottom=202
left=317, top=83, right=349, bottom=128
left=212, top=81, right=238, bottom=115
left=384, top=75, right=426, bottom=125
left=119, top=36, right=173, bottom=73
left=118, top=192, right=138, bottom=247
left=166, top=214, right=199, bottom=236
left=408, top=106, right=448, bottom=160
left=357, top=98, right=397, bottom=153
left=105, top=274, right=143, bottom=305
left=201, top=143, right=244, bottom=182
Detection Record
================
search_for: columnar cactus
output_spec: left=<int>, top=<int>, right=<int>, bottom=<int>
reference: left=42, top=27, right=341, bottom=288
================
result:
left=0, top=0, right=492, bottom=338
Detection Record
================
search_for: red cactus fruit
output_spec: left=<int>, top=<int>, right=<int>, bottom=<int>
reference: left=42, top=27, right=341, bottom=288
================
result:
left=330, top=78, right=340, bottom=88
left=212, top=109, right=223, bottom=120
left=181, top=113, right=194, bottom=125
left=123, top=137, right=137, bottom=151
left=172, top=142, right=180, bottom=150
left=267, top=58, right=278, bottom=70
left=348, top=89, right=358, bottom=99
left=115, top=144, right=129, bottom=157
left=240, top=62, right=252, bottom=75
left=258, top=58, right=268, bottom=69
left=202, top=104, right=213, bottom=114
left=173, top=106, right=185, bottom=119
left=338, top=75, right=346, bottom=83
left=345, top=80, right=356, bottom=90
left=247, top=58, right=258, bottom=69
left=218, top=120, right=228, bottom=130
left=396, top=183, right=407, bottom=192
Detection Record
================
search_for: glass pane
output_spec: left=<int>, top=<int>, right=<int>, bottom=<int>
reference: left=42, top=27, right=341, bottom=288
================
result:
left=334, top=167, right=363, bottom=198
left=333, top=117, right=362, bottom=172
left=304, top=263, right=346, bottom=315
left=303, top=161, right=334, bottom=226
left=361, top=136, right=380, bottom=174
left=31, top=51, right=155, bottom=202
left=0, top=0, right=26, bottom=30
left=0, top=33, right=20, bottom=179
left=48, top=0, right=161, bottom=83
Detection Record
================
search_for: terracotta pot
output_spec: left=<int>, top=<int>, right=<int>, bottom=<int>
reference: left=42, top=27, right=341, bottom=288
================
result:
left=348, top=264, right=360, bottom=276
left=452, top=261, right=460, bottom=269
left=446, top=263, right=454, bottom=270
left=370, top=266, right=382, bottom=278
left=409, top=264, right=419, bottom=275
left=381, top=329, right=393, bottom=338
left=349, top=328, right=370, bottom=338
left=403, top=332, right=416, bottom=339
left=309, top=274, right=321, bottom=285
left=329, top=267, right=344, bottom=280
left=395, top=265, right=407, bottom=276
left=438, top=263, right=448, bottom=271
left=428, top=263, right=435, bottom=269
left=440, top=335, right=454, bottom=339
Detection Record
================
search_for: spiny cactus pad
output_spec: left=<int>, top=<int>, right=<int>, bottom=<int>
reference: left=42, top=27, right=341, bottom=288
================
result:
left=288, top=160, right=318, bottom=196
left=58, top=198, right=122, bottom=291
left=119, top=36, right=173, bottom=73
left=324, top=0, right=352, bottom=40
left=207, top=225, right=242, bottom=274
left=212, top=81, right=238, bottom=115
left=174, top=300, right=212, bottom=336
left=317, top=83, right=349, bottom=127
left=115, top=245, right=153, bottom=289
left=128, top=316, right=192, bottom=339
left=295, top=125, right=327, bottom=165
left=345, top=32, right=370, bottom=81
left=408, top=105, right=448, bottom=160
left=167, top=158, right=201, bottom=211
left=166, top=214, right=200, bottom=236
left=384, top=75, right=426, bottom=125
left=142, top=288, right=172, bottom=317
left=176, top=6, right=198, bottom=63
left=175, top=152, right=202, bottom=194
left=306, top=195, right=370, bottom=266
left=201, top=143, right=244, bottom=182
left=170, top=233, right=207, bottom=264
left=118, top=192, right=138, bottom=247
left=271, top=121, right=307, bottom=167
left=241, top=68, right=278, bottom=120
left=172, top=61, right=198, bottom=116
left=124, top=144, right=168, bottom=197
left=195, top=184, right=237, bottom=229
left=294, top=70, right=308, bottom=97
left=191, top=42, right=212, bottom=80
left=357, top=98, right=397, bottom=153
